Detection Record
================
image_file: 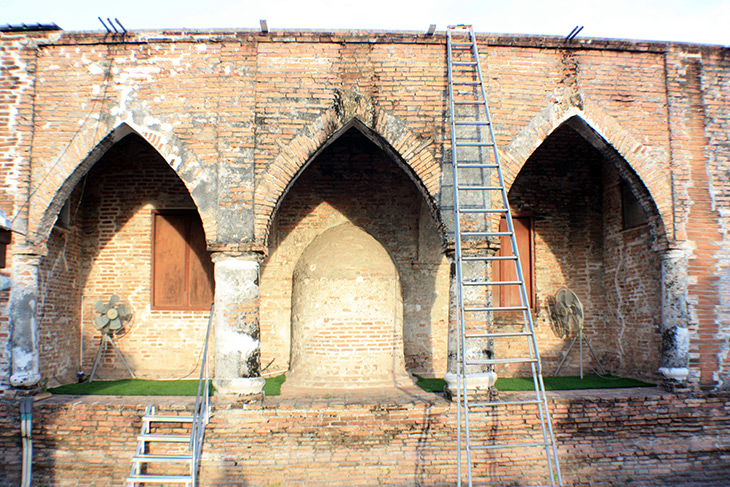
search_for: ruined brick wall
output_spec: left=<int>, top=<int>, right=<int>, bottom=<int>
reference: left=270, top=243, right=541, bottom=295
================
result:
left=698, top=48, right=730, bottom=388
left=35, top=134, right=212, bottom=382
left=1, top=391, right=729, bottom=486
left=0, top=29, right=728, bottom=389
left=261, top=129, right=449, bottom=379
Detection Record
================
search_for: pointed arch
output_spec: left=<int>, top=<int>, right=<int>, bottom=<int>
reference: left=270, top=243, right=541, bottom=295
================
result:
left=32, top=122, right=216, bottom=248
left=500, top=100, right=672, bottom=248
left=254, top=108, right=443, bottom=248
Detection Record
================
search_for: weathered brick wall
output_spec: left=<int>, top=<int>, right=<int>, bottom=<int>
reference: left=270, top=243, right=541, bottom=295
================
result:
left=1, top=390, right=728, bottom=486
left=505, top=124, right=662, bottom=379
left=261, top=129, right=449, bottom=378
left=35, top=133, right=212, bottom=382
left=698, top=48, right=730, bottom=388
left=0, top=29, right=728, bottom=390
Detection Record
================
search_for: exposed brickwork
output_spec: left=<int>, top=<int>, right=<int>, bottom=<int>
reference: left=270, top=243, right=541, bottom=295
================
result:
left=261, top=129, right=449, bottom=378
left=0, top=28, right=728, bottom=393
left=36, top=133, right=211, bottom=382
left=1, top=390, right=728, bottom=486
left=506, top=125, right=661, bottom=379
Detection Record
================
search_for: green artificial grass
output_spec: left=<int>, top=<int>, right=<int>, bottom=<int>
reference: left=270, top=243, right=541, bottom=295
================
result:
left=496, top=375, right=654, bottom=391
left=263, top=374, right=286, bottom=396
left=413, top=374, right=653, bottom=393
left=414, top=374, right=448, bottom=393
left=48, top=379, right=214, bottom=396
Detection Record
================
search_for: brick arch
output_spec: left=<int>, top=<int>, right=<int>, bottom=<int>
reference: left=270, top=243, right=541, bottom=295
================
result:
left=33, top=122, right=216, bottom=248
left=254, top=109, right=443, bottom=248
left=500, top=100, right=672, bottom=247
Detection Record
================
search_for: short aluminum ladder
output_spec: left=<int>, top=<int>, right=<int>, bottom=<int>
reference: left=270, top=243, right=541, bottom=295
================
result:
left=447, top=24, right=562, bottom=487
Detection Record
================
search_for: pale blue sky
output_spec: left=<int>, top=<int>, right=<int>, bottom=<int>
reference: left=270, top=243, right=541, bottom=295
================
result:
left=4, top=0, right=728, bottom=45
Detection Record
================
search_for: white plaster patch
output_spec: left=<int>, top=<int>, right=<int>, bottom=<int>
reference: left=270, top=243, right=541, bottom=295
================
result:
left=217, top=328, right=259, bottom=357
left=11, top=346, right=34, bottom=369
left=87, top=63, right=104, bottom=76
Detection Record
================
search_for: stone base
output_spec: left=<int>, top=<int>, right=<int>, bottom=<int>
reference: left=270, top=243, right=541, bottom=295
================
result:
left=213, top=377, right=265, bottom=395
left=658, top=366, right=689, bottom=381
left=444, top=371, right=498, bottom=397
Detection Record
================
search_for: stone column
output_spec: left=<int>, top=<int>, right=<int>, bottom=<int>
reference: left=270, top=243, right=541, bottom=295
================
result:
left=211, top=251, right=265, bottom=395
left=658, top=248, right=690, bottom=383
left=9, top=254, right=42, bottom=388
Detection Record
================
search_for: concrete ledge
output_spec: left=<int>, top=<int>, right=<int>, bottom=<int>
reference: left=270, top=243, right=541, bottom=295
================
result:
left=213, top=377, right=265, bottom=395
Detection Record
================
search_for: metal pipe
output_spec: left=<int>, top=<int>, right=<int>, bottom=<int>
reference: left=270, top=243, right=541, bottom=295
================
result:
left=21, top=397, right=33, bottom=487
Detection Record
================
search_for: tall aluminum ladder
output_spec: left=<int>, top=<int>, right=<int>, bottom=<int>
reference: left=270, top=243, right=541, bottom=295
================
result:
left=446, top=24, right=562, bottom=487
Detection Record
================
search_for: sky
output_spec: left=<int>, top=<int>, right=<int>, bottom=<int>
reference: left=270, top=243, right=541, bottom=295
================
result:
left=3, top=0, right=728, bottom=46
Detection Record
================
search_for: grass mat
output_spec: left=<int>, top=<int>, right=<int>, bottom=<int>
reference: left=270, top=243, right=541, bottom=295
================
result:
left=49, top=379, right=213, bottom=396
left=263, top=374, right=286, bottom=396
left=415, top=374, right=653, bottom=393
left=496, top=375, right=654, bottom=391
left=48, top=374, right=653, bottom=396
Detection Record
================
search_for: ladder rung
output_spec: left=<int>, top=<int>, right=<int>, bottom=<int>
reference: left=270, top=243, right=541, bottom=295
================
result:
left=466, top=357, right=538, bottom=365
left=454, top=163, right=499, bottom=169
left=452, top=81, right=480, bottom=85
left=469, top=399, right=543, bottom=407
left=458, top=208, right=507, bottom=214
left=461, top=231, right=511, bottom=237
left=470, top=441, right=551, bottom=451
left=457, top=186, right=503, bottom=191
left=126, top=474, right=192, bottom=483
left=454, top=142, right=495, bottom=147
left=454, top=121, right=491, bottom=125
left=462, top=280, right=522, bottom=286
left=454, top=100, right=484, bottom=105
left=462, top=255, right=517, bottom=261
left=464, top=305, right=529, bottom=312
left=452, top=61, right=477, bottom=66
left=138, top=434, right=191, bottom=443
left=132, top=454, right=193, bottom=463
left=143, top=414, right=194, bottom=422
left=465, top=331, right=532, bottom=339
left=451, top=42, right=474, bottom=47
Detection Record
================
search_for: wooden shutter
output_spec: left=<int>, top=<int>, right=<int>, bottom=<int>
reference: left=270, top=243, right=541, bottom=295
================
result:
left=495, top=216, right=534, bottom=308
left=187, top=214, right=214, bottom=307
left=152, top=211, right=214, bottom=309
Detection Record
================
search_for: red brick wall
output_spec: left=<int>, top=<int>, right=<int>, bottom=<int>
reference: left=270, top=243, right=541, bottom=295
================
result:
left=1, top=390, right=728, bottom=486
left=505, top=124, right=661, bottom=379
left=261, top=128, right=449, bottom=378
left=1, top=30, right=728, bottom=390
left=36, top=133, right=212, bottom=382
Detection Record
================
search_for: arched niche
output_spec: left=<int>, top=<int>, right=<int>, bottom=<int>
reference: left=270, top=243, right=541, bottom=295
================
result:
left=287, top=223, right=411, bottom=389
left=37, top=133, right=213, bottom=383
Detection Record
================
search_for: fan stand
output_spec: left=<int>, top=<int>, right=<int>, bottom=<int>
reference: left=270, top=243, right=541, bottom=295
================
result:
left=553, top=327, right=605, bottom=379
left=88, top=333, right=136, bottom=383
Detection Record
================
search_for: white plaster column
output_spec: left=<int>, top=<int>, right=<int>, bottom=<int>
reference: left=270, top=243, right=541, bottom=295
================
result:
left=211, top=251, right=265, bottom=395
left=658, top=248, right=690, bottom=382
left=9, top=254, right=42, bottom=388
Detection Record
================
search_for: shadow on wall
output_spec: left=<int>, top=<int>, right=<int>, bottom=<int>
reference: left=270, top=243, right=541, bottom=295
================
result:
left=260, top=127, right=450, bottom=380
left=37, top=133, right=210, bottom=384
left=507, top=122, right=663, bottom=381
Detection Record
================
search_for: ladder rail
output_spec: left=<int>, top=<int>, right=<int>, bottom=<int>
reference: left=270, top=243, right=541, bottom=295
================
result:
left=446, top=24, right=562, bottom=487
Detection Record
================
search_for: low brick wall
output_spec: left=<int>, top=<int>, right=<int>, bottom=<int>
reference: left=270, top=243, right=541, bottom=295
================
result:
left=1, top=388, right=728, bottom=486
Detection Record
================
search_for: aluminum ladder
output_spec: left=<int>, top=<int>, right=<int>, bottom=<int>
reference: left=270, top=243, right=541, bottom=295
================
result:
left=446, top=24, right=562, bottom=487
left=126, top=405, right=196, bottom=486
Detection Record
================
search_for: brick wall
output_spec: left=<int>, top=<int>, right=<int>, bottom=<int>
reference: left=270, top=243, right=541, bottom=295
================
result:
left=1, top=390, right=728, bottom=486
left=36, top=133, right=212, bottom=382
left=0, top=29, right=728, bottom=390
left=506, top=124, right=662, bottom=379
left=260, top=128, right=449, bottom=379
